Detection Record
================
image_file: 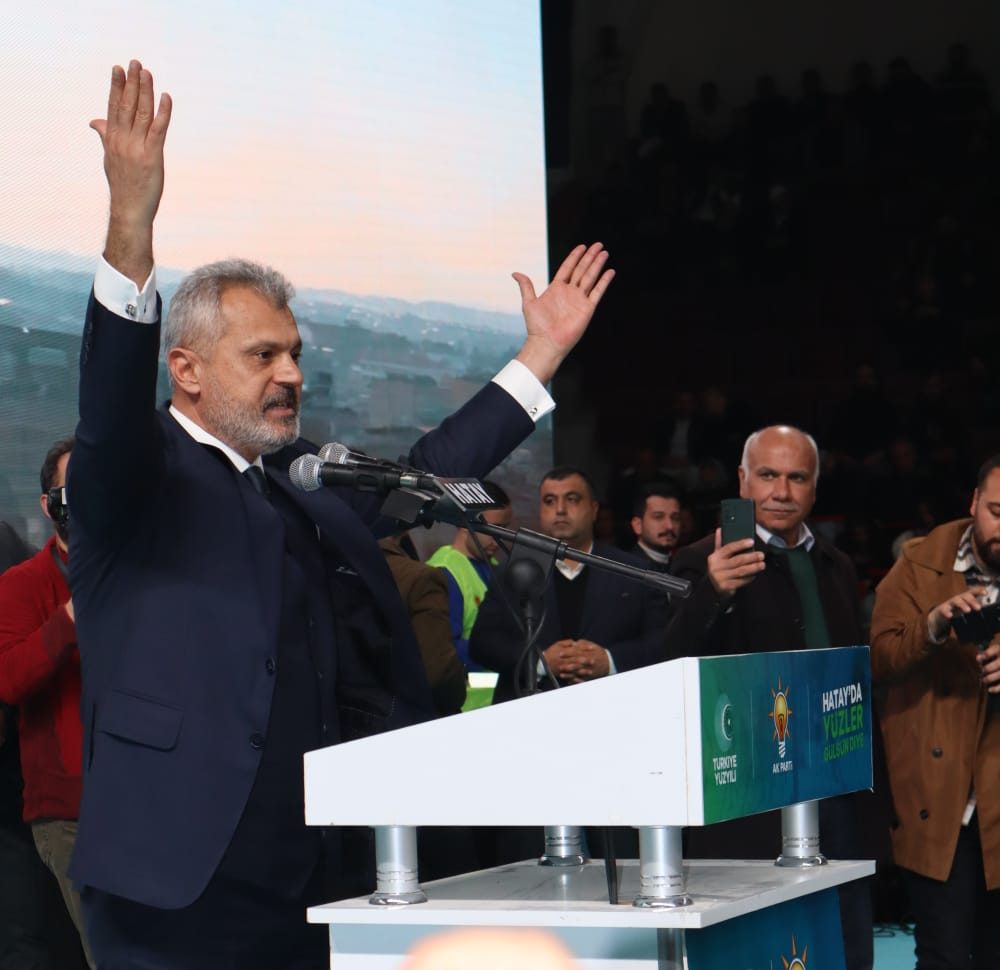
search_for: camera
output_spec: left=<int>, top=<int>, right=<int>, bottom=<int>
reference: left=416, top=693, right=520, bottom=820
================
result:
left=950, top=600, right=1000, bottom=646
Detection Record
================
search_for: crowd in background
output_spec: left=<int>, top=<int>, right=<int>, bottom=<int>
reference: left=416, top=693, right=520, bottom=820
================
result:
left=552, top=38, right=999, bottom=633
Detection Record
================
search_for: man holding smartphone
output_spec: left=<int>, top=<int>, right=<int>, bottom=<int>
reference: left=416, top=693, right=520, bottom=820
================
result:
left=664, top=424, right=879, bottom=970
left=870, top=456, right=1000, bottom=969
left=665, top=425, right=861, bottom=656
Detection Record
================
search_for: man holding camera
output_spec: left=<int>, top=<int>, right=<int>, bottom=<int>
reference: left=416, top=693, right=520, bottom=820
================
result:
left=871, top=456, right=1000, bottom=969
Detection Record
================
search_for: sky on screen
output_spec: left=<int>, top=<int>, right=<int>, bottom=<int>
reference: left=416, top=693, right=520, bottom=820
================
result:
left=0, top=1, right=547, bottom=311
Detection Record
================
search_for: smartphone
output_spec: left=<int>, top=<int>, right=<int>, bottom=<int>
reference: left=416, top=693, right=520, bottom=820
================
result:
left=720, top=498, right=756, bottom=546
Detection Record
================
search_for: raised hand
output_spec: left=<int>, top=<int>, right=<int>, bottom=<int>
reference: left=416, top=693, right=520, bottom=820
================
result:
left=90, top=60, right=172, bottom=286
left=512, top=243, right=615, bottom=384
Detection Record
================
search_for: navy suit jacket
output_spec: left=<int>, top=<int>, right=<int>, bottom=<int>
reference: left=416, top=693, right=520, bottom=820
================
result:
left=469, top=542, right=671, bottom=704
left=67, top=296, right=533, bottom=907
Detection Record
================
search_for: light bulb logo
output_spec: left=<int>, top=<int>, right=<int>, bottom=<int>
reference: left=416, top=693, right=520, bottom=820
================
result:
left=768, top=676, right=792, bottom=758
left=780, top=934, right=807, bottom=970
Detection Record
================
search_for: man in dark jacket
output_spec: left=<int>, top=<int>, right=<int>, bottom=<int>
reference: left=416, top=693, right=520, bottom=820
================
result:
left=665, top=425, right=880, bottom=970
left=628, top=482, right=683, bottom=571
left=471, top=466, right=671, bottom=704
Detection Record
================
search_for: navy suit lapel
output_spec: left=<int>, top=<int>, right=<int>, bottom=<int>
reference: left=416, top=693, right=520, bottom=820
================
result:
left=267, top=469, right=396, bottom=608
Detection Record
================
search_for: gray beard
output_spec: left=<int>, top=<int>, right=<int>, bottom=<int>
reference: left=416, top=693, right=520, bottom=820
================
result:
left=201, top=383, right=300, bottom=457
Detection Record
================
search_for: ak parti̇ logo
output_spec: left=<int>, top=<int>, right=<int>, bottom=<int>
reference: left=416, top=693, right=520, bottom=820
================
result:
left=780, top=934, right=808, bottom=969
left=768, top=675, right=792, bottom=759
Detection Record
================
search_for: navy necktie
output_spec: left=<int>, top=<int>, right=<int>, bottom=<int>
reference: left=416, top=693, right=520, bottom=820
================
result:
left=243, top=464, right=270, bottom=497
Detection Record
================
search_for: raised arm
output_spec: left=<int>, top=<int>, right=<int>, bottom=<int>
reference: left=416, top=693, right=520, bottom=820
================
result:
left=512, top=243, right=614, bottom=385
left=71, top=61, right=172, bottom=545
left=90, top=59, right=172, bottom=286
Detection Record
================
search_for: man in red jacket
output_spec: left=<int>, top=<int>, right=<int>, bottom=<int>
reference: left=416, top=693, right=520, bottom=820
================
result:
left=0, top=437, right=93, bottom=968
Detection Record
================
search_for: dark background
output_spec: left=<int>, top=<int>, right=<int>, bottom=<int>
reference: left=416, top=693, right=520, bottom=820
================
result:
left=539, top=0, right=1000, bottom=582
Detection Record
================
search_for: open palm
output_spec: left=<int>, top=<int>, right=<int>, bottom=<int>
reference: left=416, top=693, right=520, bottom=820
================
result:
left=513, top=243, right=615, bottom=383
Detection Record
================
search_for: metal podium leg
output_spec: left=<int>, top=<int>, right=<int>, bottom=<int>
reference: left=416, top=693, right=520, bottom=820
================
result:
left=775, top=800, right=827, bottom=867
left=632, top=826, right=692, bottom=909
left=369, top=825, right=427, bottom=905
left=657, top=928, right=685, bottom=970
left=539, top=825, right=587, bottom=867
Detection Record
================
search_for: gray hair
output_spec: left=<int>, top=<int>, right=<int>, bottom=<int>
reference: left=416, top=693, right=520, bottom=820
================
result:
left=164, top=259, right=295, bottom=362
left=740, top=425, right=820, bottom=483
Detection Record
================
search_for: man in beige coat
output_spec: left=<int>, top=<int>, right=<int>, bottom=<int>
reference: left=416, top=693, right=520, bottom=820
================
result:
left=871, top=456, right=1000, bottom=969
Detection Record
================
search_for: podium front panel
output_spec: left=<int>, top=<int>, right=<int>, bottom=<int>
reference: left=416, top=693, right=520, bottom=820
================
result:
left=696, top=646, right=872, bottom=824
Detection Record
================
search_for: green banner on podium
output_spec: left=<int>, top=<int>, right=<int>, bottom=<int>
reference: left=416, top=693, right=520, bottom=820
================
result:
left=698, top=646, right=872, bottom=824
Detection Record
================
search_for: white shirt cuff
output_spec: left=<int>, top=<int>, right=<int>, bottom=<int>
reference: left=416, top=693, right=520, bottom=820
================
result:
left=94, top=257, right=158, bottom=323
left=491, top=359, right=555, bottom=423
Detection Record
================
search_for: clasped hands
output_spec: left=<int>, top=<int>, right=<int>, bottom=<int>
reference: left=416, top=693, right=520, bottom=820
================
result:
left=542, top=638, right=610, bottom=683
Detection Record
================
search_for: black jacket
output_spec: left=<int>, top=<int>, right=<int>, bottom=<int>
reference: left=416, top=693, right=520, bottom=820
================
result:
left=665, top=531, right=863, bottom=660
left=470, top=542, right=671, bottom=704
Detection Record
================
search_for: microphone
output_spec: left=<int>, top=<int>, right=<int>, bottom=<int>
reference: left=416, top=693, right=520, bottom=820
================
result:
left=318, top=441, right=406, bottom=471
left=289, top=453, right=439, bottom=493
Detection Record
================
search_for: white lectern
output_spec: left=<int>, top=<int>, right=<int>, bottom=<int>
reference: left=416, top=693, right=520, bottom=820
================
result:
left=305, top=647, right=874, bottom=969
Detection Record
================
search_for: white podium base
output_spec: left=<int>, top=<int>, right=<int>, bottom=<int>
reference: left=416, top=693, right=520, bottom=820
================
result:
left=308, top=857, right=874, bottom=969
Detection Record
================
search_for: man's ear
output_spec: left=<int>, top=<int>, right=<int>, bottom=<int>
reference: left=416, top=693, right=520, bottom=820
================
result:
left=630, top=515, right=642, bottom=538
left=168, top=347, right=202, bottom=396
left=39, top=492, right=51, bottom=521
left=971, top=488, right=980, bottom=518
left=737, top=465, right=749, bottom=498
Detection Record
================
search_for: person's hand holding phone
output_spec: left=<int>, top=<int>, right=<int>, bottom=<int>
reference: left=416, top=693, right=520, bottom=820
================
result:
left=708, top=498, right=765, bottom=598
left=706, top=528, right=765, bottom=598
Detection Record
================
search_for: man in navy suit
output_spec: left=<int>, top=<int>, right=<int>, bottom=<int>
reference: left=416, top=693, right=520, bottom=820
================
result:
left=470, top=466, right=671, bottom=704
left=69, top=61, right=614, bottom=969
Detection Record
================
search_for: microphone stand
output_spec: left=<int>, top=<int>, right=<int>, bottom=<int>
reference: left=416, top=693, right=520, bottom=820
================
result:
left=380, top=485, right=691, bottom=697
left=381, top=484, right=692, bottom=901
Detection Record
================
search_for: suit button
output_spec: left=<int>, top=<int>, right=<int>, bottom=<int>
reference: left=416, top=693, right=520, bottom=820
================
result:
left=265, top=658, right=276, bottom=675
left=931, top=747, right=943, bottom=758
left=250, top=733, right=265, bottom=750
left=919, top=808, right=929, bottom=820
